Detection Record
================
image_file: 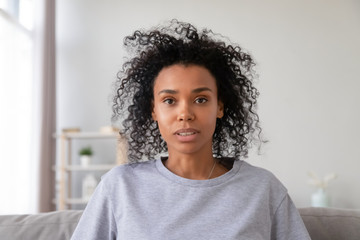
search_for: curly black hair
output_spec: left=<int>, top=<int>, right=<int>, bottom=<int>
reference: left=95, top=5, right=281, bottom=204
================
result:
left=112, top=20, right=261, bottom=162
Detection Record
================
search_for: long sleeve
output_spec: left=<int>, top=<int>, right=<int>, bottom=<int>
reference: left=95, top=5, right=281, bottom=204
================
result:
left=271, top=194, right=311, bottom=240
left=71, top=179, right=117, bottom=240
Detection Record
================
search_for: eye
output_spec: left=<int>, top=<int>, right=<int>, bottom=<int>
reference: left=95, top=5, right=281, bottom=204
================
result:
left=194, top=97, right=208, bottom=104
left=163, top=98, right=175, bottom=105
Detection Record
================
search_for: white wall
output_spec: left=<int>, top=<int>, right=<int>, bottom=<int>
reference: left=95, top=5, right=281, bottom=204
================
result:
left=57, top=0, right=360, bottom=208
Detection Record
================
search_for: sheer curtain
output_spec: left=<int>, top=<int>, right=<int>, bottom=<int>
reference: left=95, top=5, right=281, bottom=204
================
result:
left=0, top=0, right=56, bottom=214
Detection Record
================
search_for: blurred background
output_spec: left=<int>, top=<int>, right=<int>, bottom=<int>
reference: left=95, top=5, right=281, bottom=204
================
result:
left=1, top=0, right=359, bottom=214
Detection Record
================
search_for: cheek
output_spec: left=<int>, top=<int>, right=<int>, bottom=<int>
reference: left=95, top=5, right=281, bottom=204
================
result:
left=205, top=111, right=219, bottom=131
left=201, top=108, right=218, bottom=122
left=154, top=108, right=168, bottom=123
left=156, top=122, right=172, bottom=144
left=154, top=111, right=171, bottom=135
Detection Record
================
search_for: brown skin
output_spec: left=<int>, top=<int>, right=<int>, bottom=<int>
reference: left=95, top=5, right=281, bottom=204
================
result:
left=151, top=64, right=228, bottom=180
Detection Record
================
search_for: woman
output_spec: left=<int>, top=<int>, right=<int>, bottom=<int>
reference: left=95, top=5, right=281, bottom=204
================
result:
left=71, top=20, right=310, bottom=239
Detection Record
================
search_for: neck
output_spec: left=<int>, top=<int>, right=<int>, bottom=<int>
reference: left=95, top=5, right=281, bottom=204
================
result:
left=164, top=152, right=215, bottom=180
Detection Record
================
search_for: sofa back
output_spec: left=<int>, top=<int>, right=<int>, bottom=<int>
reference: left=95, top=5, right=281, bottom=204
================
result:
left=299, top=207, right=360, bottom=240
left=0, top=207, right=360, bottom=240
left=0, top=210, right=82, bottom=240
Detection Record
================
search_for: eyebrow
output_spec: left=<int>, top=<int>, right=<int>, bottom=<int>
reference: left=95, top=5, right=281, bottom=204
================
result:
left=157, top=87, right=213, bottom=95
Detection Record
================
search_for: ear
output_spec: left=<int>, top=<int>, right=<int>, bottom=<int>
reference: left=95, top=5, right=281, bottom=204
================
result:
left=151, top=101, right=157, bottom=121
left=217, top=100, right=224, bottom=118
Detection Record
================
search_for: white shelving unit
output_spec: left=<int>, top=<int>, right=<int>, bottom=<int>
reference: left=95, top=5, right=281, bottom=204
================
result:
left=54, top=131, right=124, bottom=210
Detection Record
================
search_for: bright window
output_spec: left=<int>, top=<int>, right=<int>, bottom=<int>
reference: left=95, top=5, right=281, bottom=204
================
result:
left=0, top=0, right=36, bottom=214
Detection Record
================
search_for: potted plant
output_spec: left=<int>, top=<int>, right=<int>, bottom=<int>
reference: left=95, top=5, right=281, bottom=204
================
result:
left=79, top=146, right=93, bottom=166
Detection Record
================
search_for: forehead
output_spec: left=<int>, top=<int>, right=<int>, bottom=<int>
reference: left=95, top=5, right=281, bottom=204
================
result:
left=153, top=64, right=218, bottom=93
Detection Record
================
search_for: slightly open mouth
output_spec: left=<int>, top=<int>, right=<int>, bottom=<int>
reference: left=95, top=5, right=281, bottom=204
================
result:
left=177, top=132, right=196, bottom=136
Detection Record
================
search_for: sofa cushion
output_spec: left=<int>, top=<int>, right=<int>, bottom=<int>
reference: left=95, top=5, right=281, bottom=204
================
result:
left=299, top=207, right=360, bottom=240
left=0, top=210, right=82, bottom=240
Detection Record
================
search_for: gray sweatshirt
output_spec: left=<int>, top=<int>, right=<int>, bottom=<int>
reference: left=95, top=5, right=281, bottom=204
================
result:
left=71, top=159, right=310, bottom=240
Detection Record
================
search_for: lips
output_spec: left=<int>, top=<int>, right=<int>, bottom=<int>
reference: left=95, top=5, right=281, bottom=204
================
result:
left=177, top=132, right=196, bottom=136
left=174, top=128, right=199, bottom=136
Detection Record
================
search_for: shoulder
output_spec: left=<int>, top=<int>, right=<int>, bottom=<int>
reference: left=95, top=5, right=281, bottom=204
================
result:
left=100, top=160, right=157, bottom=185
left=109, top=160, right=155, bottom=172
left=237, top=160, right=288, bottom=195
left=235, top=161, right=290, bottom=214
left=239, top=161, right=281, bottom=179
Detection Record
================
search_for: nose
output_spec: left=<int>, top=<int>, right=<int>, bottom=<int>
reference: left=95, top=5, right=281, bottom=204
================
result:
left=177, top=102, right=195, bottom=121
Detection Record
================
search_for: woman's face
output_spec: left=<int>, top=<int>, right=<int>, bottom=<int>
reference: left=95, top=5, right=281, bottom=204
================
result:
left=152, top=64, right=223, bottom=156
